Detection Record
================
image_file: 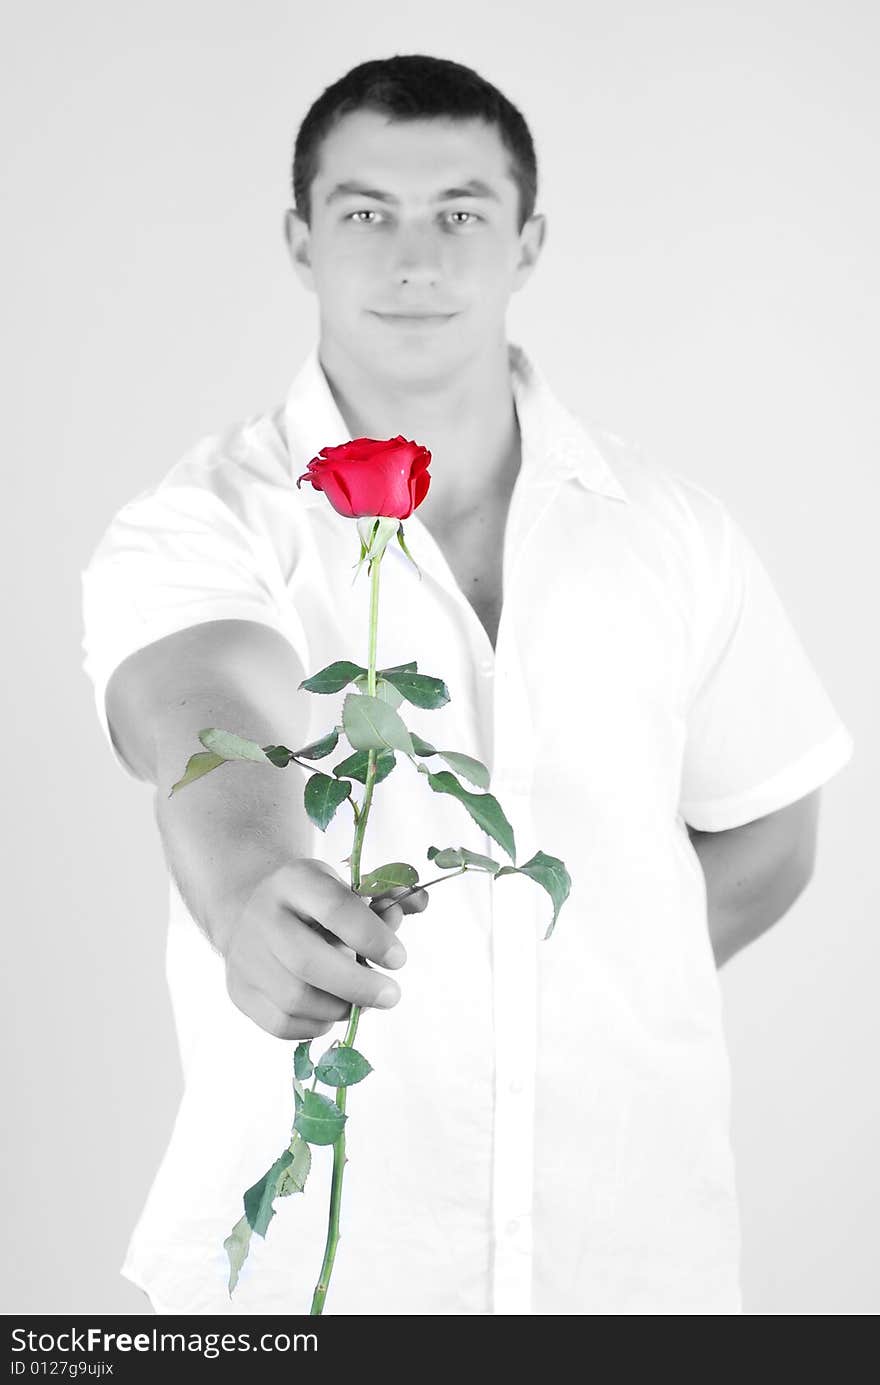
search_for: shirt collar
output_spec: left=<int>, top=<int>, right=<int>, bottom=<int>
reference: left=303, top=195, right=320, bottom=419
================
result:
left=281, top=338, right=629, bottom=505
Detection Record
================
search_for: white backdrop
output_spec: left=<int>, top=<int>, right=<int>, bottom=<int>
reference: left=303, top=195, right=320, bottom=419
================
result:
left=2, top=0, right=876, bottom=1314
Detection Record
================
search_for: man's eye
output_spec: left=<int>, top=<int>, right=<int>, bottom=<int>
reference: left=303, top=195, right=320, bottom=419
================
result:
left=344, top=210, right=480, bottom=226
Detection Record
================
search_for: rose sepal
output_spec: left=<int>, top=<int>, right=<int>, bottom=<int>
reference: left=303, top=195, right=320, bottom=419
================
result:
left=396, top=523, right=422, bottom=578
left=352, top=516, right=402, bottom=581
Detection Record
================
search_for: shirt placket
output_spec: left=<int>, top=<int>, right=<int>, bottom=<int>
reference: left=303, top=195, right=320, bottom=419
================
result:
left=484, top=467, right=560, bottom=1316
left=406, top=461, right=563, bottom=1315
left=486, top=626, right=539, bottom=1316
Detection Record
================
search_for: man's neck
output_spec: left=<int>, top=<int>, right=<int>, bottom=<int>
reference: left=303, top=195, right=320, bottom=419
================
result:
left=317, top=333, right=521, bottom=530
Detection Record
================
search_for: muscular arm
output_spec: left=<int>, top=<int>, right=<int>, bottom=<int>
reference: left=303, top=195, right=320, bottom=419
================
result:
left=686, top=789, right=822, bottom=969
left=105, top=619, right=313, bottom=952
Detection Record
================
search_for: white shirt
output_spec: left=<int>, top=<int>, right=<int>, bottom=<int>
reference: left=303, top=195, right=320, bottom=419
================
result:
left=80, top=340, right=854, bottom=1315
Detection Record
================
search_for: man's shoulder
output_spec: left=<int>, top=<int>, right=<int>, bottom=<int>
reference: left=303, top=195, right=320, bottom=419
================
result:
left=83, top=402, right=298, bottom=574
left=573, top=411, right=730, bottom=549
left=154, top=402, right=292, bottom=503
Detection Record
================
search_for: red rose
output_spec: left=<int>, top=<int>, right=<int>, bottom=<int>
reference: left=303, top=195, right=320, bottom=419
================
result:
left=296, top=436, right=432, bottom=520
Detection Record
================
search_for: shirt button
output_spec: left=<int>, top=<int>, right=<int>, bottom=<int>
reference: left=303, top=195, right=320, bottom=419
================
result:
left=505, top=1219, right=519, bottom=1236
left=508, top=1078, right=524, bottom=1095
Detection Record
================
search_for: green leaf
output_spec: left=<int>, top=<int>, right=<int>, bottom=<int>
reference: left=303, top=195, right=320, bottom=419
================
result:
left=342, top=693, right=415, bottom=757
left=243, top=1148, right=295, bottom=1237
left=277, top=1132, right=312, bottom=1196
left=379, top=669, right=450, bottom=710
left=408, top=739, right=490, bottom=789
left=292, top=1075, right=305, bottom=1122
left=459, top=846, right=502, bottom=873
left=223, top=1215, right=252, bottom=1296
left=377, top=660, right=418, bottom=676
left=168, top=750, right=226, bottom=796
left=292, top=727, right=342, bottom=760
left=353, top=674, right=405, bottom=709
left=457, top=842, right=498, bottom=864
left=332, top=748, right=396, bottom=786
left=409, top=732, right=436, bottom=757
left=300, top=660, right=367, bottom=694
left=426, top=845, right=464, bottom=868
left=198, top=727, right=272, bottom=763
left=355, top=862, right=420, bottom=895
left=422, top=769, right=516, bottom=862
left=262, top=744, right=294, bottom=767
left=293, top=1089, right=348, bottom=1146
left=427, top=845, right=501, bottom=874
left=304, top=772, right=352, bottom=831
left=314, top=1043, right=374, bottom=1088
left=495, top=850, right=572, bottom=939
left=293, top=1041, right=313, bottom=1080
left=433, top=750, right=490, bottom=789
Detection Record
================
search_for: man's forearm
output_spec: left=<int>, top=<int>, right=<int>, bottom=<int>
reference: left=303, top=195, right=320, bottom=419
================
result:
left=152, top=692, right=313, bottom=955
left=687, top=821, right=814, bottom=969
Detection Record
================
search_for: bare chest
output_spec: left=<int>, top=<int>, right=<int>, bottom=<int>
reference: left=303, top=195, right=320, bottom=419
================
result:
left=428, top=498, right=511, bottom=652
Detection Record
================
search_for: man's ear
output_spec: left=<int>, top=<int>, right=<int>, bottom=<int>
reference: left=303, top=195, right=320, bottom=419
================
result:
left=283, top=208, right=315, bottom=292
left=511, top=212, right=547, bottom=291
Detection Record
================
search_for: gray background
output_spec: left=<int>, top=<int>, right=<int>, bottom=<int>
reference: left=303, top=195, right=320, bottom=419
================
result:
left=2, top=0, right=876, bottom=1314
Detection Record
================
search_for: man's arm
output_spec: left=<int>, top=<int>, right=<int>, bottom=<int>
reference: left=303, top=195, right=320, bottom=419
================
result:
left=104, top=617, right=420, bottom=1040
left=105, top=618, right=315, bottom=951
left=686, top=788, right=822, bottom=969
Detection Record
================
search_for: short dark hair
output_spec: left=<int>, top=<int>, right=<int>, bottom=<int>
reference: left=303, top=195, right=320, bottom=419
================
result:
left=291, top=54, right=538, bottom=234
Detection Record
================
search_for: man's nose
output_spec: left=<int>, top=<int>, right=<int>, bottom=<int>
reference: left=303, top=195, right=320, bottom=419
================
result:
left=391, top=225, right=443, bottom=284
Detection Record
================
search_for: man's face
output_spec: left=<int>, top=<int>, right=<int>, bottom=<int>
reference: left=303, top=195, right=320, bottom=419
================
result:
left=285, top=109, right=545, bottom=378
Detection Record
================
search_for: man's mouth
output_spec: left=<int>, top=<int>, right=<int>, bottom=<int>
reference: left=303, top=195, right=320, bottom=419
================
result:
left=371, top=311, right=458, bottom=325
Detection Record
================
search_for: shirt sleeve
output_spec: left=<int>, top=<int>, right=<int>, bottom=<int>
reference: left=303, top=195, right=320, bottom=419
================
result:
left=678, top=493, right=855, bottom=831
left=80, top=483, right=310, bottom=782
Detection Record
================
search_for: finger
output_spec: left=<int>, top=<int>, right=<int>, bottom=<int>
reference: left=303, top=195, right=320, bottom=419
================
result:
left=282, top=919, right=402, bottom=1010
left=227, top=973, right=339, bottom=1042
left=277, top=977, right=352, bottom=1024
left=399, top=887, right=429, bottom=914
left=367, top=884, right=409, bottom=908
left=371, top=885, right=429, bottom=918
left=370, top=899, right=404, bottom=932
left=231, top=949, right=352, bottom=1024
left=276, top=863, right=406, bottom=969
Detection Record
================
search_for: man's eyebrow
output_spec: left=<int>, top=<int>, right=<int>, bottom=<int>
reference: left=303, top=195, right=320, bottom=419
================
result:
left=324, top=177, right=503, bottom=206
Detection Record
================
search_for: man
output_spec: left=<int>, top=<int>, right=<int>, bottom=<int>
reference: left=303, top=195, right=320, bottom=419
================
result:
left=80, top=55, right=854, bottom=1315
